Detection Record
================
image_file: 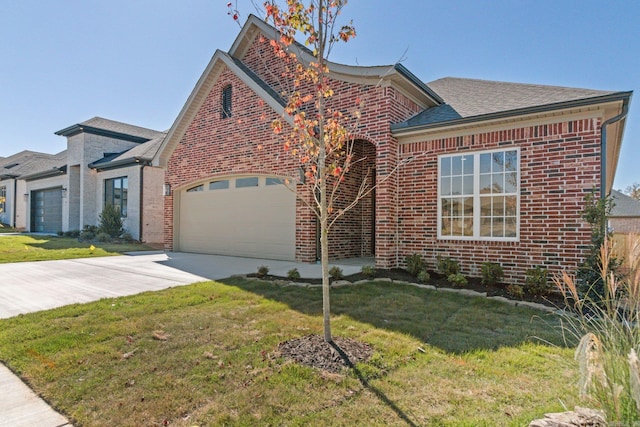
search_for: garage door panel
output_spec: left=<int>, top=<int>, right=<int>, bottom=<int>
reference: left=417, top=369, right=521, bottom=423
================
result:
left=31, top=188, right=63, bottom=233
left=178, top=178, right=295, bottom=260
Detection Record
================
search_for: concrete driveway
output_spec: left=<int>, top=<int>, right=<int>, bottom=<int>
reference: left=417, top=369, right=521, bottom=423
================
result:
left=0, top=251, right=368, bottom=319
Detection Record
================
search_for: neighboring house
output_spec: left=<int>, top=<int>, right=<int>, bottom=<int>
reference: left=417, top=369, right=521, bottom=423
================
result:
left=153, top=15, right=632, bottom=283
left=0, top=150, right=64, bottom=228
left=6, top=117, right=166, bottom=244
left=610, top=190, right=640, bottom=235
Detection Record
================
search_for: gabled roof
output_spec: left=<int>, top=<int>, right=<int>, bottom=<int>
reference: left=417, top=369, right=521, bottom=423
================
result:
left=229, top=15, right=443, bottom=107
left=392, top=77, right=632, bottom=132
left=428, top=77, right=616, bottom=118
left=154, top=49, right=289, bottom=167
left=9, top=151, right=68, bottom=181
left=153, top=14, right=444, bottom=167
left=89, top=134, right=166, bottom=171
left=611, top=190, right=640, bottom=218
left=0, top=150, right=65, bottom=179
left=56, top=117, right=164, bottom=143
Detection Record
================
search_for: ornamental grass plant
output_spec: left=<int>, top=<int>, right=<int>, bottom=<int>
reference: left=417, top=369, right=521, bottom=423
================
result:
left=555, top=234, right=640, bottom=424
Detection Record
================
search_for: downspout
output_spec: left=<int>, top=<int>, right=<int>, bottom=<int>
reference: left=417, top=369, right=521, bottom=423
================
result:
left=139, top=163, right=145, bottom=242
left=600, top=98, right=630, bottom=199
left=12, top=178, right=17, bottom=227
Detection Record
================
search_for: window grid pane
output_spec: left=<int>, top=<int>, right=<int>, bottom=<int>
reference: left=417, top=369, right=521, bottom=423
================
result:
left=440, top=150, right=518, bottom=240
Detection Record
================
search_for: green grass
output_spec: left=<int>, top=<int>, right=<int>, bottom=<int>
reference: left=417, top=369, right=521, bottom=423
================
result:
left=0, top=234, right=154, bottom=263
left=0, top=278, right=580, bottom=426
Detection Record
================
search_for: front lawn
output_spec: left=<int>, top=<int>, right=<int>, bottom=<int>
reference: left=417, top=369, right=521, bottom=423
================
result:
left=0, top=234, right=154, bottom=263
left=0, top=278, right=580, bottom=426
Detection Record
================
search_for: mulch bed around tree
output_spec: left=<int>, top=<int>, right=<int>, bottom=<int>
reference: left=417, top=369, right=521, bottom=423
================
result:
left=277, top=334, right=373, bottom=373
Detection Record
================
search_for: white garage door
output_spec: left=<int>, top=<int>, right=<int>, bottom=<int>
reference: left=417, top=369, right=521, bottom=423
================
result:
left=178, top=176, right=296, bottom=260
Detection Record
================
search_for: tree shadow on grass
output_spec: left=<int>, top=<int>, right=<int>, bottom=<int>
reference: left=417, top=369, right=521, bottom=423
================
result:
left=218, top=276, right=566, bottom=355
left=329, top=340, right=419, bottom=427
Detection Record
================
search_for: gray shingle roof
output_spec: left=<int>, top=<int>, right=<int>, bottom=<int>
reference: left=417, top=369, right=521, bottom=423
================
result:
left=78, top=117, right=164, bottom=140
left=12, top=151, right=66, bottom=176
left=0, top=150, right=66, bottom=178
left=393, top=77, right=622, bottom=130
left=89, top=134, right=166, bottom=169
left=426, top=77, right=616, bottom=118
left=611, top=190, right=640, bottom=217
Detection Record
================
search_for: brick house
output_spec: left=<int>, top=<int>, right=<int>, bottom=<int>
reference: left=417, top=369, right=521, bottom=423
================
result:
left=2, top=118, right=165, bottom=244
left=610, top=190, right=640, bottom=235
left=154, top=15, right=632, bottom=282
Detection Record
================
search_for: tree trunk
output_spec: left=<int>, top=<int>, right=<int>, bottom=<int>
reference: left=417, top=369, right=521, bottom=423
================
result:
left=320, top=196, right=331, bottom=342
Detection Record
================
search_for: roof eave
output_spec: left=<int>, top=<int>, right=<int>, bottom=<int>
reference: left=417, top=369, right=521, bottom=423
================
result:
left=55, top=124, right=151, bottom=144
left=20, top=166, right=67, bottom=181
left=88, top=157, right=151, bottom=172
left=391, top=91, right=633, bottom=136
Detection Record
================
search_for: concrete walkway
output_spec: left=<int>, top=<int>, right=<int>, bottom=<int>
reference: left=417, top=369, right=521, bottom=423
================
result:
left=0, top=252, right=370, bottom=426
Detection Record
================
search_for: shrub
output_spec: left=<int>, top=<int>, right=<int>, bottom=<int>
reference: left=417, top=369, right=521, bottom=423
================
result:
left=506, top=284, right=524, bottom=299
left=360, top=265, right=375, bottom=279
left=120, top=232, right=135, bottom=243
left=99, top=204, right=123, bottom=238
left=417, top=270, right=430, bottom=284
left=329, top=266, right=344, bottom=280
left=257, top=265, right=269, bottom=278
left=525, top=266, right=550, bottom=296
left=447, top=273, right=467, bottom=287
left=555, top=235, right=640, bottom=424
left=577, top=190, right=619, bottom=300
left=64, top=230, right=80, bottom=238
left=94, top=232, right=112, bottom=243
left=481, top=262, right=504, bottom=286
left=405, top=254, right=426, bottom=276
left=437, top=256, right=460, bottom=276
left=79, top=225, right=98, bottom=242
left=287, top=268, right=301, bottom=280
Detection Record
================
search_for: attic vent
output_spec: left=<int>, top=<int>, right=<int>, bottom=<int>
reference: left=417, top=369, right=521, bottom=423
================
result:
left=4, top=163, right=19, bottom=169
left=221, top=85, right=232, bottom=119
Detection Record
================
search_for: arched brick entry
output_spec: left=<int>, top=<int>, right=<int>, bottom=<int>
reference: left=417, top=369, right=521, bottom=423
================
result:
left=326, top=139, right=377, bottom=260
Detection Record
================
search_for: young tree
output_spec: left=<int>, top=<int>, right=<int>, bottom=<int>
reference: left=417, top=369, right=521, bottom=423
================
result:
left=624, top=182, right=640, bottom=201
left=250, top=0, right=358, bottom=343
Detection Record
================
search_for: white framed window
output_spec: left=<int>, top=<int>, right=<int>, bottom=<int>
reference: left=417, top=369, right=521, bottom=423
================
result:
left=438, top=148, right=519, bottom=241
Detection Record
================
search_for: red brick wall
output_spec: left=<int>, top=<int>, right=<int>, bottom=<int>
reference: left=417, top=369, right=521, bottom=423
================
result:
left=164, top=32, right=423, bottom=263
left=610, top=217, right=640, bottom=234
left=398, top=118, right=601, bottom=283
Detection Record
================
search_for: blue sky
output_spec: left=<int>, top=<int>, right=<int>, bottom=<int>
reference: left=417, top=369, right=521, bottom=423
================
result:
left=1, top=1, right=638, bottom=190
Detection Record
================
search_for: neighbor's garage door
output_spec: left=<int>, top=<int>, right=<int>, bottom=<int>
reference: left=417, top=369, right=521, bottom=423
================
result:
left=178, top=176, right=296, bottom=260
left=31, top=187, right=63, bottom=233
